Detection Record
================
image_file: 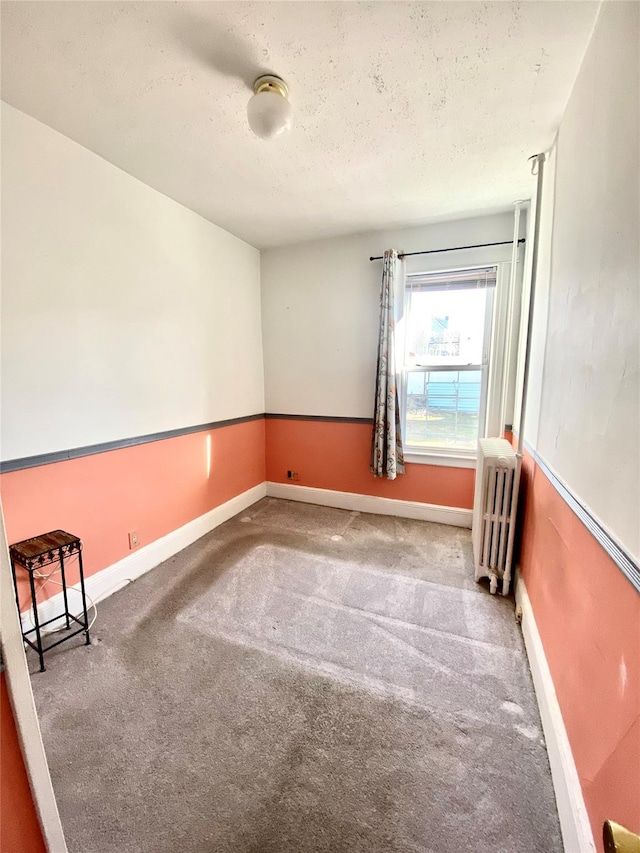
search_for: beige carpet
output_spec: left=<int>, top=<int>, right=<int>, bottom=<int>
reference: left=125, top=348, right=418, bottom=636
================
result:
left=31, top=498, right=562, bottom=853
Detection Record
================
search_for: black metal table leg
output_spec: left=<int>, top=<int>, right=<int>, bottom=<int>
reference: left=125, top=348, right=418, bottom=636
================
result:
left=59, top=548, right=71, bottom=629
left=28, top=569, right=46, bottom=672
left=77, top=548, right=91, bottom=645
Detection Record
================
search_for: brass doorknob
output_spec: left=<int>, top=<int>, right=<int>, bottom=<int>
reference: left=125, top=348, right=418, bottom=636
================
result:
left=603, top=820, right=640, bottom=853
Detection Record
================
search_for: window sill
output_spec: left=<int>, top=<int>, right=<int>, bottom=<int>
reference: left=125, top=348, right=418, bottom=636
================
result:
left=404, top=451, right=476, bottom=469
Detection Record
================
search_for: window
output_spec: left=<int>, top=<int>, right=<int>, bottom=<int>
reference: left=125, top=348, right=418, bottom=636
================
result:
left=401, top=266, right=496, bottom=457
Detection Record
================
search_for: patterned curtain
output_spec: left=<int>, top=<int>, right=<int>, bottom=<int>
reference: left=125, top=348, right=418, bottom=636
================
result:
left=371, top=250, right=405, bottom=479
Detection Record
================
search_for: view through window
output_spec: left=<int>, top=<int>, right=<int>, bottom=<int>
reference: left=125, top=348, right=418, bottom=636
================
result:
left=403, top=267, right=495, bottom=452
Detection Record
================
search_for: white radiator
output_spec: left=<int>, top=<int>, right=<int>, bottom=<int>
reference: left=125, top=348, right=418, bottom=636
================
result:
left=472, top=438, right=521, bottom=595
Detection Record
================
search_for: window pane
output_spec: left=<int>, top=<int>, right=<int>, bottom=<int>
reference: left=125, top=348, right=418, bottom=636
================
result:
left=406, top=371, right=426, bottom=396
left=405, top=287, right=487, bottom=366
left=405, top=370, right=482, bottom=450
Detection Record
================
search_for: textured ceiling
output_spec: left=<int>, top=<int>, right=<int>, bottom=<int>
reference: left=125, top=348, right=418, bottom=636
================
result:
left=1, top=1, right=599, bottom=248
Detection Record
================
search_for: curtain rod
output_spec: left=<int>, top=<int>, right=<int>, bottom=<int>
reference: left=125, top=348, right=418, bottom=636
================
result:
left=368, top=238, right=525, bottom=262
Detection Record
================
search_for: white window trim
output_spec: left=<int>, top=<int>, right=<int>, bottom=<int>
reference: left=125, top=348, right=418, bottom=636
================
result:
left=399, top=255, right=516, bottom=467
left=485, top=261, right=512, bottom=438
left=404, top=450, right=477, bottom=469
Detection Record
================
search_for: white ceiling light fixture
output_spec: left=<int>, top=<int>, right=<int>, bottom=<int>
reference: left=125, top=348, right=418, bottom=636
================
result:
left=247, top=75, right=292, bottom=140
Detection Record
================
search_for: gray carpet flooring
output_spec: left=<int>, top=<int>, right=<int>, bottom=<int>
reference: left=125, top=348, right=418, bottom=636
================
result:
left=31, top=498, right=562, bottom=853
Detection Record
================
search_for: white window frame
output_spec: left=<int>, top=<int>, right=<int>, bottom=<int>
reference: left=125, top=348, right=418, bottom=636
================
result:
left=399, top=250, right=516, bottom=468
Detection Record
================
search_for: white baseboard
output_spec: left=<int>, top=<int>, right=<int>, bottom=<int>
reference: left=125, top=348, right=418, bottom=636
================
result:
left=266, top=482, right=472, bottom=528
left=515, top=574, right=595, bottom=853
left=21, top=482, right=267, bottom=635
left=21, top=480, right=467, bottom=635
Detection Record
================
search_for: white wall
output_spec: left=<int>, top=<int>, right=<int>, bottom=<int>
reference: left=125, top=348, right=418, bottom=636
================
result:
left=517, top=1, right=639, bottom=561
left=1, top=104, right=264, bottom=461
left=261, top=212, right=527, bottom=420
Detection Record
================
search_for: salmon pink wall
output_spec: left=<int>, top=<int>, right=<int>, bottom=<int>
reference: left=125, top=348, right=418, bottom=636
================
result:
left=265, top=418, right=474, bottom=509
left=510, top=6, right=639, bottom=843
left=1, top=418, right=265, bottom=610
left=0, top=673, right=46, bottom=853
left=518, top=449, right=640, bottom=846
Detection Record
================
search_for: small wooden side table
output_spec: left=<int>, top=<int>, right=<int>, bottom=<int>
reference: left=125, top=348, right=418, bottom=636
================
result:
left=9, top=530, right=90, bottom=672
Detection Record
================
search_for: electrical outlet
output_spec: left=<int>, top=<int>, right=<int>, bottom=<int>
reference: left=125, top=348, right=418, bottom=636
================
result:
left=286, top=470, right=300, bottom=481
left=128, top=531, right=139, bottom=549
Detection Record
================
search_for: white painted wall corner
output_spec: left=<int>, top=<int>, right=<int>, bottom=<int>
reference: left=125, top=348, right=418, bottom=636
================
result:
left=515, top=573, right=596, bottom=853
left=1, top=509, right=69, bottom=852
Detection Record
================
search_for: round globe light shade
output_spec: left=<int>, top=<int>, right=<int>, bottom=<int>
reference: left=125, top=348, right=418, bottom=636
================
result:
left=247, top=90, right=293, bottom=139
